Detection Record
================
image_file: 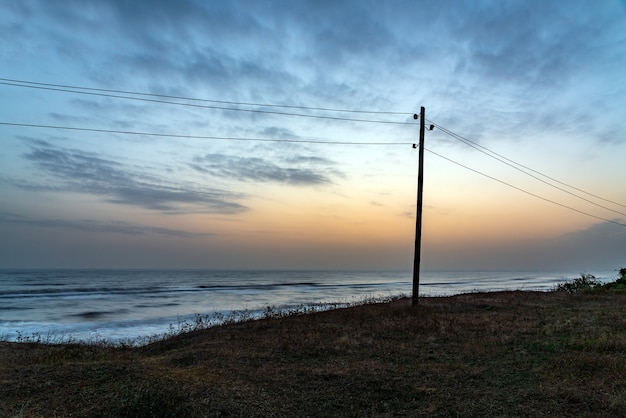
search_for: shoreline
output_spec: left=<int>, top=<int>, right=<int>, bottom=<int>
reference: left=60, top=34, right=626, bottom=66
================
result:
left=2, top=269, right=619, bottom=347
left=0, top=280, right=617, bottom=346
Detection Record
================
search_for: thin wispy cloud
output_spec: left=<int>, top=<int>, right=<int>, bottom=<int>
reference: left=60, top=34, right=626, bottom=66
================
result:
left=0, top=211, right=210, bottom=238
left=191, top=153, right=333, bottom=185
left=20, top=143, right=248, bottom=214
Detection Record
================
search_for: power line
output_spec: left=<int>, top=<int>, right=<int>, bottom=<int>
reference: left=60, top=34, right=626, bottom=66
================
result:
left=4, top=120, right=624, bottom=227
left=425, top=147, right=626, bottom=228
left=0, top=121, right=414, bottom=146
left=429, top=119, right=626, bottom=210
left=433, top=123, right=626, bottom=217
left=0, top=81, right=414, bottom=126
left=5, top=79, right=622, bottom=225
left=0, top=77, right=412, bottom=116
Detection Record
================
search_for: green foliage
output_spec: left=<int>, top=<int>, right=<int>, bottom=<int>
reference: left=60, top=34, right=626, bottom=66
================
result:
left=603, top=267, right=626, bottom=290
left=555, top=268, right=626, bottom=292
left=555, top=274, right=602, bottom=293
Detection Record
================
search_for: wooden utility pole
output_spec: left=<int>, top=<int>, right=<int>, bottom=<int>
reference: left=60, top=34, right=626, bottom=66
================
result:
left=412, top=106, right=425, bottom=306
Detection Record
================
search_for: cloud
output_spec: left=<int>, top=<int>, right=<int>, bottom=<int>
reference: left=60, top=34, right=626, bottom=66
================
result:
left=12, top=0, right=402, bottom=110
left=191, top=153, right=334, bottom=185
left=553, top=220, right=626, bottom=257
left=521, top=220, right=626, bottom=271
left=284, top=155, right=334, bottom=165
left=259, top=126, right=300, bottom=140
left=19, top=143, right=247, bottom=214
left=424, top=220, right=626, bottom=271
left=448, top=2, right=590, bottom=87
left=55, top=1, right=298, bottom=98
left=0, top=211, right=210, bottom=237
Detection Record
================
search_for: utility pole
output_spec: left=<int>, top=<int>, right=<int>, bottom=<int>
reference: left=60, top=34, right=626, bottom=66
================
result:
left=412, top=106, right=425, bottom=306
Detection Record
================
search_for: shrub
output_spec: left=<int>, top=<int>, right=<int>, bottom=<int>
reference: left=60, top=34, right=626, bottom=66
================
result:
left=602, top=267, right=626, bottom=290
left=555, top=274, right=602, bottom=293
left=555, top=268, right=626, bottom=292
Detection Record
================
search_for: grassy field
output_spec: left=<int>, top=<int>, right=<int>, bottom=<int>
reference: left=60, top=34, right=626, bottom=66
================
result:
left=1, top=289, right=625, bottom=417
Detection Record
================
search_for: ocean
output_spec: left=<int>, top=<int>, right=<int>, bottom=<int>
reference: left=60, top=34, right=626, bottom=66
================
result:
left=0, top=269, right=617, bottom=344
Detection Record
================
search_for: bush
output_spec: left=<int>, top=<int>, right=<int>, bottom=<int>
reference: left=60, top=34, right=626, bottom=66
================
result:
left=555, top=274, right=602, bottom=293
left=603, top=267, right=626, bottom=290
left=555, top=268, right=626, bottom=292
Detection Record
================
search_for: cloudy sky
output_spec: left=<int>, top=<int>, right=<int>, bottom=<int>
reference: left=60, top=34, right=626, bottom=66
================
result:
left=1, top=0, right=625, bottom=271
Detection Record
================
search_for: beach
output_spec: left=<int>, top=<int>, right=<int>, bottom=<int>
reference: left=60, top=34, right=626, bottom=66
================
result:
left=1, top=289, right=625, bottom=417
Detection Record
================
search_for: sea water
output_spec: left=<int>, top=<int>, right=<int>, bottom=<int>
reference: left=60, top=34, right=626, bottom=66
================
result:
left=0, top=269, right=617, bottom=344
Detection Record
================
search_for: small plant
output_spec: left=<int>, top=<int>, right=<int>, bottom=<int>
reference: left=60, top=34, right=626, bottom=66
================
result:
left=554, top=274, right=602, bottom=293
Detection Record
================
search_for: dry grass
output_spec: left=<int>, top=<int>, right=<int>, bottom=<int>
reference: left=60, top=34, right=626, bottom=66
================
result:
left=1, top=290, right=625, bottom=417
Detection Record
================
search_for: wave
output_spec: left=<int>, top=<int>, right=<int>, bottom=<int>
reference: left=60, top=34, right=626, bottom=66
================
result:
left=0, top=279, right=410, bottom=300
left=2, top=269, right=612, bottom=344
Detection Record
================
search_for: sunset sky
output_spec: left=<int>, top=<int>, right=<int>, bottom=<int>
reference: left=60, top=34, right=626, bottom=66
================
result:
left=1, top=0, right=625, bottom=271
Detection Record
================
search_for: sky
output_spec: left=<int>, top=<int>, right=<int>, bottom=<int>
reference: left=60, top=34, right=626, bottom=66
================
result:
left=0, top=0, right=625, bottom=271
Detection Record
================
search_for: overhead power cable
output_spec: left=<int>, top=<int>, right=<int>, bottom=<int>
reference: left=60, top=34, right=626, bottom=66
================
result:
left=0, top=121, right=414, bottom=146
left=0, top=80, right=413, bottom=125
left=425, top=147, right=626, bottom=228
left=429, top=120, right=626, bottom=211
left=3, top=121, right=623, bottom=227
left=0, top=77, right=411, bottom=116
left=6, top=78, right=622, bottom=225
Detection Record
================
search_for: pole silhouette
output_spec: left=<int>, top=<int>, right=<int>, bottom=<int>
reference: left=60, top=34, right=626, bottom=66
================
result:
left=412, top=106, right=425, bottom=306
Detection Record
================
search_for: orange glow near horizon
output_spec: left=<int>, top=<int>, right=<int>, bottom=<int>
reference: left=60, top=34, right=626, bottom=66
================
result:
left=179, top=178, right=609, bottom=251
